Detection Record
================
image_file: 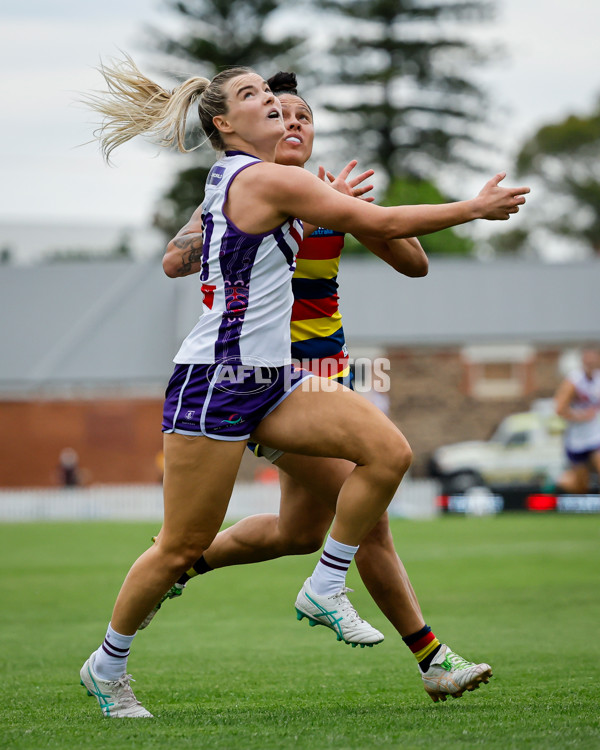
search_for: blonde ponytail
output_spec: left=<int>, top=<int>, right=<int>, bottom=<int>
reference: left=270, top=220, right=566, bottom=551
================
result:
left=84, top=53, right=210, bottom=161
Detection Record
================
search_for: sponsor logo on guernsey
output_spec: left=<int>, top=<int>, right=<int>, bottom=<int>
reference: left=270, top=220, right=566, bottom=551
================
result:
left=309, top=227, right=343, bottom=237
left=208, top=166, right=226, bottom=186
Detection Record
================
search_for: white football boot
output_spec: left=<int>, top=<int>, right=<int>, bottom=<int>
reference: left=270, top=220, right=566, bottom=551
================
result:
left=295, top=578, right=384, bottom=647
left=80, top=652, right=153, bottom=718
left=421, top=644, right=492, bottom=702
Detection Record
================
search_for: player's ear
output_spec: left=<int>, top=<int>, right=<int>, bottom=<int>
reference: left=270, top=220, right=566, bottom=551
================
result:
left=213, top=114, right=234, bottom=135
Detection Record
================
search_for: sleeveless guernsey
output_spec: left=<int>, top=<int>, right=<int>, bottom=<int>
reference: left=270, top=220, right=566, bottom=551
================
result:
left=174, top=151, right=303, bottom=367
left=564, top=367, right=600, bottom=452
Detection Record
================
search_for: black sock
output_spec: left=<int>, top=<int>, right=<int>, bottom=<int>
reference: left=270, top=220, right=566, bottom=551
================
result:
left=177, top=555, right=213, bottom=586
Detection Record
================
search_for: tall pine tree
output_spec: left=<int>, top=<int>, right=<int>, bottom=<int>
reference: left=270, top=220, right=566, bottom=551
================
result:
left=312, top=0, right=495, bottom=185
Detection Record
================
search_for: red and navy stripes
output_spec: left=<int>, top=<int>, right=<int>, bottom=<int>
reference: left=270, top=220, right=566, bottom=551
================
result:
left=402, top=625, right=442, bottom=671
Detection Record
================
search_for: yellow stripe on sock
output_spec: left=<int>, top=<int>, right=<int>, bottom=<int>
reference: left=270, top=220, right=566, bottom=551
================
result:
left=415, top=637, right=441, bottom=663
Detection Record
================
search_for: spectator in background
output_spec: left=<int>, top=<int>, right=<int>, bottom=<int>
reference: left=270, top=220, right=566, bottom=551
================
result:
left=57, top=447, right=81, bottom=488
left=554, top=347, right=600, bottom=493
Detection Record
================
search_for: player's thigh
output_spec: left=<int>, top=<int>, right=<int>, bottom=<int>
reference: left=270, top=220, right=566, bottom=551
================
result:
left=253, top=379, right=410, bottom=467
left=161, top=432, right=247, bottom=550
left=275, top=454, right=354, bottom=543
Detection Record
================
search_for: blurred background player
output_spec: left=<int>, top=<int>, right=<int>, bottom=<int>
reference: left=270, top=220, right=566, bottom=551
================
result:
left=554, top=347, right=600, bottom=494
left=150, top=72, right=493, bottom=703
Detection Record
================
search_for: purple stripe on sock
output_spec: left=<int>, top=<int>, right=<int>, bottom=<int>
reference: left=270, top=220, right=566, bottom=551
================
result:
left=104, top=639, right=129, bottom=653
left=322, top=550, right=351, bottom=566
left=319, top=556, right=349, bottom=572
left=101, top=643, right=129, bottom=659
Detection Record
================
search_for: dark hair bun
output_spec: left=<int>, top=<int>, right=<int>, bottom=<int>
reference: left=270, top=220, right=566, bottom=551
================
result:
left=267, top=71, right=298, bottom=95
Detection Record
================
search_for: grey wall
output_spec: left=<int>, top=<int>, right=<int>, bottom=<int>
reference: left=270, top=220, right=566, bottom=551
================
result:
left=338, top=258, right=600, bottom=347
left=1, top=258, right=598, bottom=394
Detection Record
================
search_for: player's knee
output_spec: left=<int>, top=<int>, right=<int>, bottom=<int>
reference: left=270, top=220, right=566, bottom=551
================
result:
left=376, top=433, right=412, bottom=484
left=159, top=536, right=210, bottom=573
left=280, top=528, right=324, bottom=555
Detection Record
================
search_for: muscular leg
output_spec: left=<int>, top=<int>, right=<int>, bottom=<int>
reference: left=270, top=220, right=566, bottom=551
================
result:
left=253, top=380, right=412, bottom=547
left=141, top=424, right=491, bottom=699
left=355, top=513, right=424, bottom=637
left=111, top=434, right=246, bottom=635
left=204, top=452, right=424, bottom=637
left=204, top=453, right=343, bottom=568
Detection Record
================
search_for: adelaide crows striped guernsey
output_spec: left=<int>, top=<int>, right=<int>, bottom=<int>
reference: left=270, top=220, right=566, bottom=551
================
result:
left=290, top=228, right=348, bottom=379
left=174, top=152, right=303, bottom=367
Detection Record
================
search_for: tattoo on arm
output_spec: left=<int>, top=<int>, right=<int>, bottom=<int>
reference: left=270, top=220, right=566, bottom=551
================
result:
left=173, top=233, right=203, bottom=275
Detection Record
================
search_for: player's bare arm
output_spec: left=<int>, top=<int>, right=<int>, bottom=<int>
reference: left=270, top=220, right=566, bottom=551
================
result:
left=317, top=161, right=428, bottom=277
left=233, top=162, right=530, bottom=239
left=163, top=205, right=204, bottom=278
left=358, top=235, right=429, bottom=277
left=555, top=379, right=598, bottom=422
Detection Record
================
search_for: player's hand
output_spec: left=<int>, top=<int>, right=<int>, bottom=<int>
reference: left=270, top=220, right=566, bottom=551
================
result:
left=317, top=160, right=375, bottom=202
left=476, top=172, right=530, bottom=220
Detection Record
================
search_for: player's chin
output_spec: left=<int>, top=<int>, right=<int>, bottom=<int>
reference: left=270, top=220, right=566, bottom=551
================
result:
left=277, top=146, right=308, bottom=167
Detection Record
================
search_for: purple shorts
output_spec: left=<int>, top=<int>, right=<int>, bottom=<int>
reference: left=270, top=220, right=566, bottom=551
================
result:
left=162, top=362, right=312, bottom=440
left=566, top=445, right=600, bottom=464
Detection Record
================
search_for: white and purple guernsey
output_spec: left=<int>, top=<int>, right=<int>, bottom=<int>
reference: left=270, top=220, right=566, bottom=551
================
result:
left=564, top=367, right=600, bottom=453
left=174, top=151, right=303, bottom=367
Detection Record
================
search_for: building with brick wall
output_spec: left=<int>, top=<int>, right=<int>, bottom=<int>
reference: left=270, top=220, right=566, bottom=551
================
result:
left=1, top=258, right=598, bottom=486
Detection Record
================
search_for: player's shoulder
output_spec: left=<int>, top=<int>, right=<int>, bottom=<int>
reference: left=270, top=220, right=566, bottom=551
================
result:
left=235, top=162, right=311, bottom=195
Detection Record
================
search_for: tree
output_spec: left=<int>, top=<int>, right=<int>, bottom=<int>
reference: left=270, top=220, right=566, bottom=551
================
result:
left=150, top=0, right=306, bottom=238
left=516, top=99, right=600, bottom=254
left=311, top=0, right=495, bottom=184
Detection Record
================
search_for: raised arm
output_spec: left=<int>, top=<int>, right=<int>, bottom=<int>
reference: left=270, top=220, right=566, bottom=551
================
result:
left=231, top=163, right=530, bottom=241
left=162, top=205, right=204, bottom=278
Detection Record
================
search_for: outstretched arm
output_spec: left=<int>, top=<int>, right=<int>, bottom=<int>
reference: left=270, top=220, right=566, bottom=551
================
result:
left=240, top=163, right=530, bottom=241
left=319, top=161, right=428, bottom=277
left=162, top=205, right=203, bottom=278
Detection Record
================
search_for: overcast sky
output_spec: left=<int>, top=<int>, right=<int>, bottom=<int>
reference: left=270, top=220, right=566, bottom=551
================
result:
left=1, top=0, right=599, bottom=229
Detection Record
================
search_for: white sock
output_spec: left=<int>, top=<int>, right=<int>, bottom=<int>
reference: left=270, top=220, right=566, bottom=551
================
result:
left=309, top=535, right=359, bottom=596
left=93, top=623, right=136, bottom=681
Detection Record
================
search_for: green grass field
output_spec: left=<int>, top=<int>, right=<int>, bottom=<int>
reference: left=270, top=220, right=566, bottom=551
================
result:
left=1, top=514, right=599, bottom=749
